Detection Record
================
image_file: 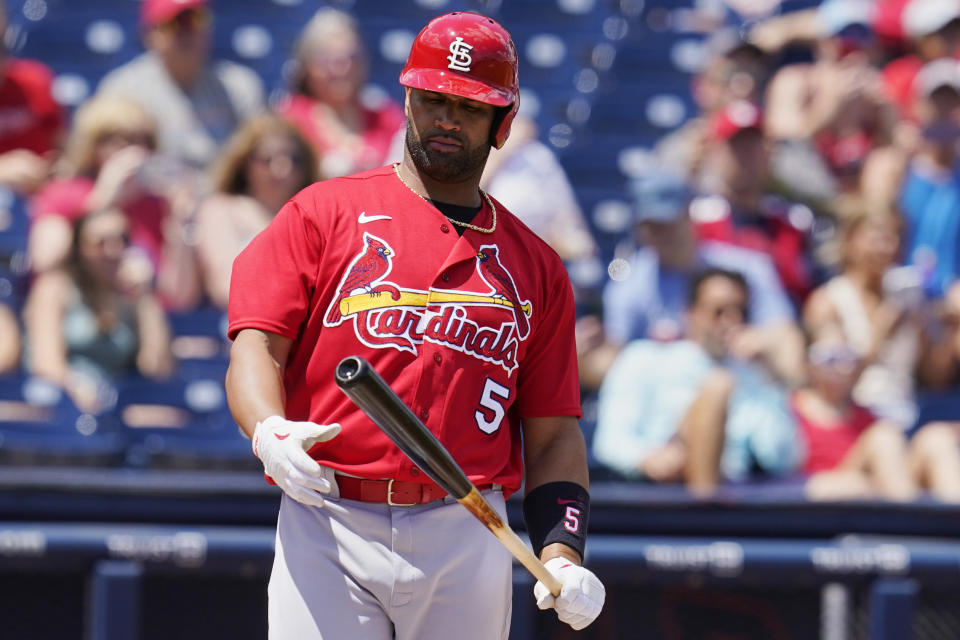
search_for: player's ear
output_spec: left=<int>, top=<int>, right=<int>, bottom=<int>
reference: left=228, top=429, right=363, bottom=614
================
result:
left=403, top=87, right=412, bottom=118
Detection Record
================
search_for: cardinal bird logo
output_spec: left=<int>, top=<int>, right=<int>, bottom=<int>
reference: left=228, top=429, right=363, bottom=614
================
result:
left=476, top=245, right=531, bottom=340
left=326, top=233, right=401, bottom=324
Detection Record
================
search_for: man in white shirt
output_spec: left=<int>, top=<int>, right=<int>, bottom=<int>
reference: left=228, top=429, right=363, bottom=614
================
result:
left=97, top=0, right=264, bottom=169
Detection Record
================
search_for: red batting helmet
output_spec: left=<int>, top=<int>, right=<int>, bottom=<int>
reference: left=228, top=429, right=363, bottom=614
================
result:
left=400, top=12, right=519, bottom=149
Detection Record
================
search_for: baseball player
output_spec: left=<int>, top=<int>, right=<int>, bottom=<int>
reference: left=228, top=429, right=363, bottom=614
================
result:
left=226, top=11, right=605, bottom=639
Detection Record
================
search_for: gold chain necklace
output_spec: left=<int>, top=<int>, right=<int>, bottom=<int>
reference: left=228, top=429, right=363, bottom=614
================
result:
left=392, top=163, right=497, bottom=234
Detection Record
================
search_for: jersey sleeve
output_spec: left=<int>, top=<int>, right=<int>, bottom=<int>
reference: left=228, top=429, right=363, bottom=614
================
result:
left=512, top=263, right=581, bottom=419
left=227, top=198, right=323, bottom=340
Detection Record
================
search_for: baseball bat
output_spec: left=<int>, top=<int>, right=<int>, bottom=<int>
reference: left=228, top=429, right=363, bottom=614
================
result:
left=334, top=355, right=562, bottom=596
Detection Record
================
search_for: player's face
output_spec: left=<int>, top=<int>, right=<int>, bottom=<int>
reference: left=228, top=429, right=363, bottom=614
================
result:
left=405, top=89, right=495, bottom=182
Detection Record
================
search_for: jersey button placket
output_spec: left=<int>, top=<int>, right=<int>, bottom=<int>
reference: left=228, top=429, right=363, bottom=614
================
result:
left=433, top=353, right=442, bottom=365
left=440, top=223, right=450, bottom=234
left=419, top=408, right=429, bottom=420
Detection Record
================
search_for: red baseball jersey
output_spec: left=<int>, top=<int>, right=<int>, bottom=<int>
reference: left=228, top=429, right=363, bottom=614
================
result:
left=228, top=165, right=581, bottom=496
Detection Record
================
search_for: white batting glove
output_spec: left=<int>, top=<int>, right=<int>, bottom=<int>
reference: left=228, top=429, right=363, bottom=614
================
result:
left=252, top=415, right=341, bottom=508
left=534, top=557, right=605, bottom=630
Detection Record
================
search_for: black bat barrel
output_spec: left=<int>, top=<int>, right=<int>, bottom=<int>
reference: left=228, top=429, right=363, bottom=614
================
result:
left=334, top=356, right=474, bottom=499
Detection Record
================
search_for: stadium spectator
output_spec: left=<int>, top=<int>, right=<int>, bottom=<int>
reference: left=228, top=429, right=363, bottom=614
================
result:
left=948, top=279, right=960, bottom=362
left=803, top=206, right=957, bottom=431
left=872, top=0, right=911, bottom=53
left=279, top=8, right=404, bottom=178
left=900, top=278, right=960, bottom=503
left=0, top=0, right=64, bottom=196
left=793, top=336, right=918, bottom=501
left=195, top=114, right=319, bottom=309
left=860, top=1, right=960, bottom=215
left=764, top=0, right=896, bottom=196
left=655, top=26, right=771, bottom=185
left=577, top=168, right=804, bottom=392
left=882, top=0, right=960, bottom=120
left=592, top=268, right=800, bottom=495
left=27, top=95, right=201, bottom=310
left=694, top=100, right=818, bottom=305
left=22, top=208, right=173, bottom=414
left=0, top=300, right=18, bottom=374
left=95, top=0, right=264, bottom=170
left=480, top=113, right=597, bottom=263
left=898, top=59, right=960, bottom=298
left=598, top=171, right=803, bottom=384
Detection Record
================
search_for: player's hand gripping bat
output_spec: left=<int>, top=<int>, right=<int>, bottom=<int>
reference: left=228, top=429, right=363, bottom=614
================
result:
left=334, top=355, right=562, bottom=597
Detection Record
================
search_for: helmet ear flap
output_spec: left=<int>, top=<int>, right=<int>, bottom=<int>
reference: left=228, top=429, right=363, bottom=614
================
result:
left=490, top=105, right=511, bottom=148
left=491, top=102, right=518, bottom=149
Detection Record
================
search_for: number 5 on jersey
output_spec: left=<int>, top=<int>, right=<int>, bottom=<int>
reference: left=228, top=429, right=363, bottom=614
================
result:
left=476, top=377, right=510, bottom=434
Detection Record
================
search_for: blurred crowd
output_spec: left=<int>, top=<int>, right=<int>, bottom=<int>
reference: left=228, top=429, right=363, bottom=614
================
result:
left=585, top=0, right=960, bottom=502
left=0, top=0, right=958, bottom=501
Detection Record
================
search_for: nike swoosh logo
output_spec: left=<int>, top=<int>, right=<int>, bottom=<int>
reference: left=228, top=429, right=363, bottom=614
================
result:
left=274, top=433, right=290, bottom=440
left=557, top=499, right=581, bottom=505
left=358, top=212, right=392, bottom=223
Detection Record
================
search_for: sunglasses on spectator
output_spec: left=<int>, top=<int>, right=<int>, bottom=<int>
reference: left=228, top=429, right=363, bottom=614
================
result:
left=87, top=232, right=131, bottom=250
left=249, top=150, right=304, bottom=165
left=309, top=51, right=365, bottom=74
left=96, top=130, right=156, bottom=150
left=157, top=7, right=211, bottom=34
left=707, top=303, right=748, bottom=321
left=808, top=343, right=861, bottom=369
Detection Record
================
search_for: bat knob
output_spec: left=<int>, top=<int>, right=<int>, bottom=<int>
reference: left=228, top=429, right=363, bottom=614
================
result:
left=335, top=356, right=367, bottom=388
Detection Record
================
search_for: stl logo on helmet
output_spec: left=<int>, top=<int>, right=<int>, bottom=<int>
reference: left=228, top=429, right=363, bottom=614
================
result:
left=447, top=36, right=474, bottom=72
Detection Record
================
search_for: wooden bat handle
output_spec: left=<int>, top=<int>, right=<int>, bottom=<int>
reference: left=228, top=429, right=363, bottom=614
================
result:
left=460, top=488, right=563, bottom=597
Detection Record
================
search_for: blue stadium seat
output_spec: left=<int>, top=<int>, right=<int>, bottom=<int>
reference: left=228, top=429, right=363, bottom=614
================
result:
left=167, top=306, right=231, bottom=369
left=915, top=389, right=960, bottom=430
left=0, top=373, right=127, bottom=466
left=0, top=189, right=29, bottom=265
left=116, top=374, right=254, bottom=470
left=494, top=0, right=615, bottom=33
left=167, top=305, right=227, bottom=338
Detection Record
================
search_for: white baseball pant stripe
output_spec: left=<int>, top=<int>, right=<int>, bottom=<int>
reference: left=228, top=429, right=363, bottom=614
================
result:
left=268, top=488, right=513, bottom=640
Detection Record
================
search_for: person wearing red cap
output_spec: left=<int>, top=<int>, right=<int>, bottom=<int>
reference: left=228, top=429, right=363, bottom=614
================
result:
left=765, top=0, right=896, bottom=196
left=898, top=58, right=960, bottom=298
left=694, top=100, right=818, bottom=306
left=0, top=0, right=64, bottom=195
left=95, top=0, right=264, bottom=170
left=882, top=0, right=960, bottom=120
left=225, top=12, right=604, bottom=639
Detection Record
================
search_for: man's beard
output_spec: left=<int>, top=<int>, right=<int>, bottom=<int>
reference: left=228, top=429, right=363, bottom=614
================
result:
left=405, top=123, right=491, bottom=183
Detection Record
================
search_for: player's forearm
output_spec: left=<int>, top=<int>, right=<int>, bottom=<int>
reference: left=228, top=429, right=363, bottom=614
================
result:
left=522, top=416, right=590, bottom=491
left=540, top=542, right=583, bottom=565
left=226, top=329, right=290, bottom=438
left=522, top=416, right=591, bottom=566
